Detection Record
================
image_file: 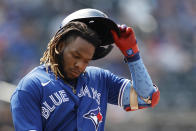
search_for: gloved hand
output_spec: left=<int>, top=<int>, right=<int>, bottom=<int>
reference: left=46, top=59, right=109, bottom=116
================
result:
left=111, top=25, right=140, bottom=61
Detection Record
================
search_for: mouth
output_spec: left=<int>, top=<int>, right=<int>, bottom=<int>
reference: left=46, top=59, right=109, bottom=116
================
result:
left=70, top=70, right=81, bottom=77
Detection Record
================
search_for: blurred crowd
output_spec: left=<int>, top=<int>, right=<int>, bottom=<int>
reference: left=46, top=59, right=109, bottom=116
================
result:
left=0, top=0, right=196, bottom=130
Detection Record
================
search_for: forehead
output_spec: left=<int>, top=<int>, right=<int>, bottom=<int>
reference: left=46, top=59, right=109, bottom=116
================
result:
left=66, top=36, right=94, bottom=50
left=65, top=36, right=95, bottom=57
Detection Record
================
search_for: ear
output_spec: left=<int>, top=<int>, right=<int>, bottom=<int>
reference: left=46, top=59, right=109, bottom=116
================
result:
left=56, top=41, right=66, bottom=54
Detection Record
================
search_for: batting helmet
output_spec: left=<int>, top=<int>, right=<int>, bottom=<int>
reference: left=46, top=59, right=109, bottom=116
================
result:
left=60, top=8, right=120, bottom=60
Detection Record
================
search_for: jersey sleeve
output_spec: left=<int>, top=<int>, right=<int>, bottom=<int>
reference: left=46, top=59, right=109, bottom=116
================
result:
left=10, top=77, right=43, bottom=131
left=104, top=69, right=130, bottom=106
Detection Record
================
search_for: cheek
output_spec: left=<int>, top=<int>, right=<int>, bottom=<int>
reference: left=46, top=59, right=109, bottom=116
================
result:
left=63, top=53, right=74, bottom=67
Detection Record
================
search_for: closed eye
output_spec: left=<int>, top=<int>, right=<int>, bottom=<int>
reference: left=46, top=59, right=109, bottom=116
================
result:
left=71, top=51, right=81, bottom=59
left=72, top=51, right=91, bottom=63
left=72, top=53, right=80, bottom=59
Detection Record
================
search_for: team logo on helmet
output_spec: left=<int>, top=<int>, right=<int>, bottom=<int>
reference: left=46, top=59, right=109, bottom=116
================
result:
left=83, top=107, right=103, bottom=131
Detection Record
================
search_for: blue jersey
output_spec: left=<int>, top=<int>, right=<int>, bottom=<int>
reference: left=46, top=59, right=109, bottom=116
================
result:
left=10, top=65, right=129, bottom=131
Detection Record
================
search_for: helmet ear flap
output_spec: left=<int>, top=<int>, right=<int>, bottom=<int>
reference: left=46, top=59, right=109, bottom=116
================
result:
left=92, top=45, right=113, bottom=60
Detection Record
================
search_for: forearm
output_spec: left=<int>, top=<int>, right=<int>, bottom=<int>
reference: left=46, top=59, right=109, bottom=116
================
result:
left=123, top=56, right=156, bottom=104
left=127, top=57, right=156, bottom=98
left=122, top=53, right=160, bottom=111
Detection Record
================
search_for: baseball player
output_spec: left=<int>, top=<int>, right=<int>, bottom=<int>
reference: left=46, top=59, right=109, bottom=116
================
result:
left=10, top=9, right=160, bottom=131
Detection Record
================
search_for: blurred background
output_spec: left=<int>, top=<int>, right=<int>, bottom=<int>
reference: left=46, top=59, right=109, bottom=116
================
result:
left=0, top=0, right=196, bottom=131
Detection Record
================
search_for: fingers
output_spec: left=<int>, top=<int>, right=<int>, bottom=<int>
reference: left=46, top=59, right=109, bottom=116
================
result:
left=111, top=24, right=134, bottom=40
left=118, top=24, right=134, bottom=36
left=118, top=24, right=127, bottom=32
left=126, top=27, right=134, bottom=35
left=111, top=30, right=119, bottom=41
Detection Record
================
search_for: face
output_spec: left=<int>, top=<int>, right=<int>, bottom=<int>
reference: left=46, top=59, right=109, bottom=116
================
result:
left=62, top=36, right=95, bottom=79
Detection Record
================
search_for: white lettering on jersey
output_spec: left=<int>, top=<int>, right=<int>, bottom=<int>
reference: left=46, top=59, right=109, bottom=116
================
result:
left=59, top=90, right=69, bottom=102
left=83, top=85, right=92, bottom=98
left=41, top=90, right=69, bottom=119
left=78, top=85, right=101, bottom=105
left=91, top=88, right=101, bottom=105
left=43, top=101, right=55, bottom=112
left=49, top=92, right=62, bottom=106
left=78, top=87, right=84, bottom=97
left=78, top=85, right=91, bottom=98
left=42, top=107, right=50, bottom=119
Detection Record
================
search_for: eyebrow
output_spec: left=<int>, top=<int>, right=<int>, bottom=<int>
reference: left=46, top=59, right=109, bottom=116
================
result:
left=74, top=50, right=92, bottom=60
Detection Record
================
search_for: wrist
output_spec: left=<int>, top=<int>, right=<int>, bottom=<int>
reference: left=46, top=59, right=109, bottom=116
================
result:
left=124, top=52, right=140, bottom=63
left=120, top=42, right=139, bottom=57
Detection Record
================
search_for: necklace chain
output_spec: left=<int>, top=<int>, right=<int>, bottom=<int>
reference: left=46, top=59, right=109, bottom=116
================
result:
left=63, top=81, right=77, bottom=94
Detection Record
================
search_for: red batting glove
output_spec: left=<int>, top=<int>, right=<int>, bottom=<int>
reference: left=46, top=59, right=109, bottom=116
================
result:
left=111, top=25, right=139, bottom=58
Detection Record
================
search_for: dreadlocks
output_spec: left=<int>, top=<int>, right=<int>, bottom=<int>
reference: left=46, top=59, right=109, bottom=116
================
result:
left=40, top=21, right=101, bottom=79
